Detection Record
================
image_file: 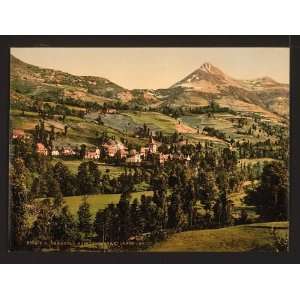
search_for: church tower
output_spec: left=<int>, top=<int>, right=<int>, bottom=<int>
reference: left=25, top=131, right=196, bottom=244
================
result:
left=148, top=136, right=157, bottom=153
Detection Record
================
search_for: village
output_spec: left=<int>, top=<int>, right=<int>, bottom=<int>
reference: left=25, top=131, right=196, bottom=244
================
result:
left=12, top=128, right=192, bottom=165
left=8, top=48, right=289, bottom=255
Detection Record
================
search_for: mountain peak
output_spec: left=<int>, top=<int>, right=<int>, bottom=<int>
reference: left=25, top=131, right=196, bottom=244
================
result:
left=198, top=62, right=224, bottom=76
left=199, top=62, right=214, bottom=72
left=171, top=62, right=229, bottom=89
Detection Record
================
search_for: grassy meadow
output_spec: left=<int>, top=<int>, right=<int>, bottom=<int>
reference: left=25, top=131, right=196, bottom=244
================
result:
left=64, top=191, right=154, bottom=217
left=149, top=221, right=289, bottom=252
left=123, top=111, right=179, bottom=134
left=51, top=159, right=125, bottom=177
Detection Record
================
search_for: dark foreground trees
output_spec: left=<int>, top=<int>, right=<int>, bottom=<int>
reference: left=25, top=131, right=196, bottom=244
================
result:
left=10, top=158, right=31, bottom=249
left=245, top=162, right=288, bottom=221
left=51, top=206, right=77, bottom=243
left=14, top=161, right=289, bottom=250
left=78, top=197, right=92, bottom=238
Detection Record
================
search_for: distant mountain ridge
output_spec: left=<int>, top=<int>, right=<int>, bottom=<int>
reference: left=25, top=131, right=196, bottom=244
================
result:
left=173, top=62, right=288, bottom=91
left=10, top=55, right=289, bottom=119
left=11, top=55, right=128, bottom=102
left=169, top=62, right=288, bottom=118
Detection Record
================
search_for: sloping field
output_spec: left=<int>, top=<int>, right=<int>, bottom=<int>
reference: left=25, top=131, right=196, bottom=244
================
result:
left=181, top=113, right=243, bottom=142
left=218, top=96, right=283, bottom=122
left=102, top=113, right=139, bottom=134
left=10, top=109, right=41, bottom=130
left=149, top=221, right=288, bottom=252
left=123, top=111, right=179, bottom=134
left=181, top=113, right=273, bottom=143
left=10, top=108, right=229, bottom=147
left=184, top=132, right=227, bottom=146
left=175, top=122, right=196, bottom=133
left=11, top=109, right=148, bottom=147
left=123, top=111, right=227, bottom=145
left=181, top=113, right=235, bottom=131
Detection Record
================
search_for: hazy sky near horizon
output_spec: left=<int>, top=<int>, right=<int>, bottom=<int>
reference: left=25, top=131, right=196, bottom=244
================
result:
left=11, top=48, right=289, bottom=89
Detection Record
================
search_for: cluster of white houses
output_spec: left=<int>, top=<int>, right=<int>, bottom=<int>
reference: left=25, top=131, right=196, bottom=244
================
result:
left=12, top=129, right=191, bottom=165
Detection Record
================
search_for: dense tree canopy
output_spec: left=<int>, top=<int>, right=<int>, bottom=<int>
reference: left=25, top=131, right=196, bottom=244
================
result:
left=245, top=162, right=288, bottom=221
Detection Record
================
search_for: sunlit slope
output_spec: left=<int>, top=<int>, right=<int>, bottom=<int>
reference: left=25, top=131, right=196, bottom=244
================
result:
left=149, top=222, right=288, bottom=252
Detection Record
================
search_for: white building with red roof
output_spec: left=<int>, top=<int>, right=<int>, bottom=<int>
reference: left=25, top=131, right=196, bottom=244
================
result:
left=12, top=129, right=26, bottom=139
left=126, top=150, right=142, bottom=164
left=61, top=147, right=76, bottom=156
left=36, top=143, right=48, bottom=156
left=102, top=140, right=127, bottom=157
left=85, top=148, right=100, bottom=160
